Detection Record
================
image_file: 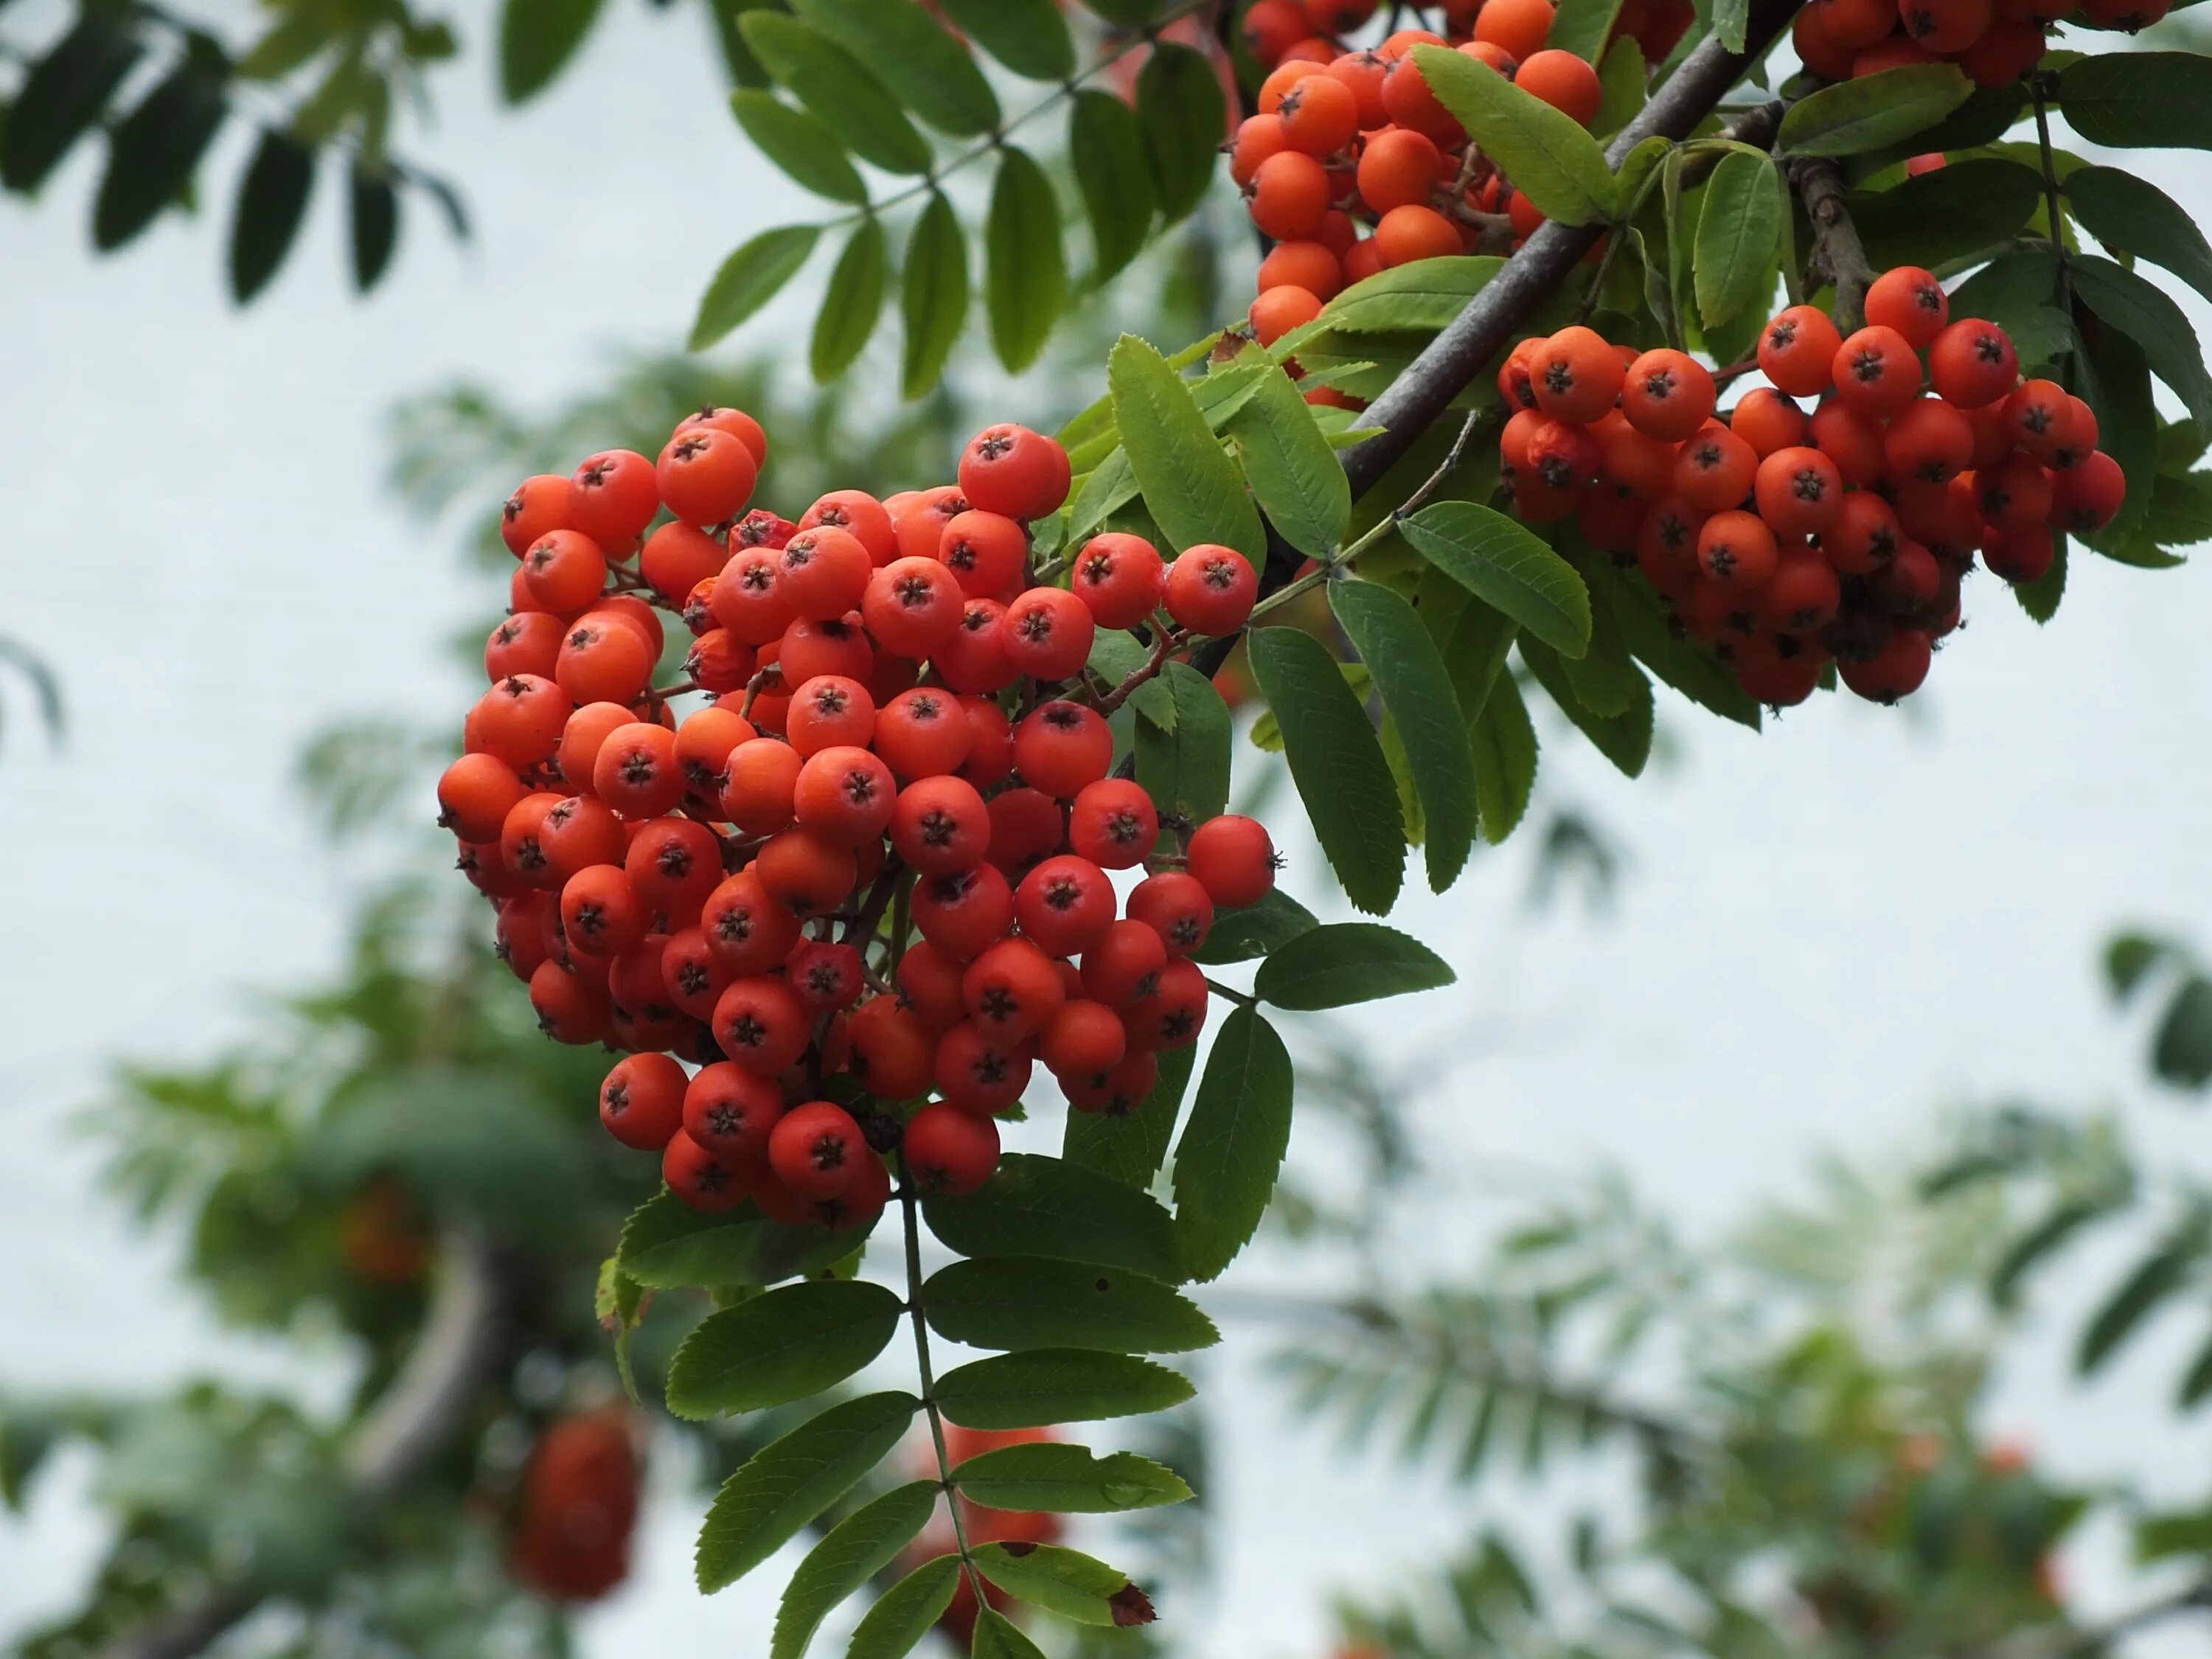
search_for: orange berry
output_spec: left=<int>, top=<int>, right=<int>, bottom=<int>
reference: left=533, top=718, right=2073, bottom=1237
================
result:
left=1514, top=49, right=1603, bottom=126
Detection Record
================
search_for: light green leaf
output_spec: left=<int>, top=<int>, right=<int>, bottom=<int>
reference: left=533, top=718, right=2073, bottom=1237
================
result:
left=845, top=1557, right=961, bottom=1659
left=936, top=0, right=1074, bottom=80
left=1329, top=580, right=1478, bottom=891
left=984, top=147, right=1067, bottom=373
left=788, top=0, right=998, bottom=135
left=696, top=1393, right=919, bottom=1592
left=1548, top=0, right=1625, bottom=61
left=1136, top=41, right=1226, bottom=223
left=692, top=223, right=821, bottom=351
left=1694, top=150, right=1781, bottom=328
left=1246, top=627, right=1407, bottom=914
left=1777, top=64, right=1972, bottom=157
left=2067, top=166, right=2212, bottom=307
left=933, top=1350, right=1194, bottom=1428
left=730, top=91, right=868, bottom=204
left=971, top=1608, right=1052, bottom=1658
left=618, top=1189, right=869, bottom=1289
left=2059, top=51, right=2212, bottom=150
left=1323, top=257, right=1503, bottom=333
left=1191, top=889, right=1321, bottom=965
left=1594, top=38, right=1646, bottom=136
left=974, top=1544, right=1147, bottom=1627
left=741, top=12, right=933, bottom=174
left=1227, top=362, right=1352, bottom=557
left=1711, top=0, right=1750, bottom=51
left=1411, top=46, right=1617, bottom=225
left=1109, top=335, right=1265, bottom=558
left=498, top=0, right=608, bottom=102
left=811, top=218, right=888, bottom=383
left=923, top=1256, right=1219, bottom=1354
left=1253, top=922, right=1455, bottom=1011
left=1069, top=89, right=1156, bottom=279
left=952, top=1442, right=1192, bottom=1513
left=1171, top=1006, right=1295, bottom=1281
left=667, top=1280, right=903, bottom=1419
left=1401, top=501, right=1592, bottom=658
left=900, top=192, right=967, bottom=399
left=771, top=1482, right=938, bottom=1659
left=1470, top=671, right=1538, bottom=844
left=924, top=1152, right=1185, bottom=1281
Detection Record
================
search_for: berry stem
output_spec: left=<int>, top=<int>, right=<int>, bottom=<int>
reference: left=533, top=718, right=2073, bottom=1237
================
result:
left=897, top=1158, right=991, bottom=1602
left=2030, top=73, right=2076, bottom=386
left=1203, top=976, right=1256, bottom=1008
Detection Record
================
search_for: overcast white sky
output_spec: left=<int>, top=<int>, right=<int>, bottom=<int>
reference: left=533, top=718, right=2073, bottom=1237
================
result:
left=5, top=2, right=2212, bottom=1653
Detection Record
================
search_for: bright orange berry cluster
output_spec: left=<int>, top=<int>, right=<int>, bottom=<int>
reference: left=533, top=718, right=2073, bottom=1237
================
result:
left=441, top=413, right=1281, bottom=1228
left=1236, top=0, right=1694, bottom=357
left=1496, top=268, right=2125, bottom=706
left=1792, top=0, right=2162, bottom=95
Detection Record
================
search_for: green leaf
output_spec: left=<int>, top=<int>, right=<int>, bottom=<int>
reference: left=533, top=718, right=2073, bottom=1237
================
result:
left=1694, top=150, right=1782, bottom=328
left=788, top=0, right=999, bottom=135
left=228, top=128, right=313, bottom=303
left=936, top=0, right=1074, bottom=80
left=772, top=1481, right=938, bottom=1659
left=740, top=12, right=933, bottom=174
left=1324, top=257, right=1503, bottom=333
left=2070, top=254, right=2212, bottom=432
left=730, top=91, right=868, bottom=204
left=846, top=1557, right=961, bottom=1659
left=667, top=1280, right=904, bottom=1419
left=709, top=0, right=779, bottom=90
left=1711, top=0, right=1750, bottom=50
left=924, top=1152, right=1185, bottom=1281
left=1192, top=890, right=1321, bottom=966
left=2013, top=533, right=2067, bottom=623
left=984, top=147, right=1067, bottom=373
left=2078, top=309, right=2160, bottom=552
left=900, top=192, right=967, bottom=398
left=2, top=15, right=142, bottom=194
left=1593, top=38, right=1646, bottom=136
left=1411, top=46, right=1616, bottom=225
left=1135, top=661, right=1233, bottom=824
left=1991, top=1201, right=2112, bottom=1310
left=1227, top=361, right=1352, bottom=557
left=347, top=162, right=398, bottom=293
left=1109, top=335, right=1265, bottom=558
left=970, top=1610, right=1050, bottom=1658
left=952, top=1441, right=1192, bottom=1513
left=924, top=1256, right=1218, bottom=1354
left=94, top=52, right=229, bottom=251
left=1171, top=1006, right=1295, bottom=1281
left=1847, top=158, right=2042, bottom=274
left=1470, top=672, right=1538, bottom=844
left=1329, top=580, right=1479, bottom=891
left=696, top=1392, right=919, bottom=1591
left=1520, top=634, right=1654, bottom=778
left=1253, top=922, right=1455, bottom=1011
left=1548, top=0, right=1625, bottom=61
left=2078, top=1239, right=2199, bottom=1374
left=1069, top=89, right=1155, bottom=279
left=692, top=223, right=821, bottom=350
left=933, top=1350, right=1194, bottom=1427
left=498, top=0, right=607, bottom=102
left=1062, top=1042, right=1194, bottom=1189
left=1136, top=41, right=1225, bottom=223
left=618, top=1189, right=870, bottom=1289
left=811, top=218, right=888, bottom=383
left=2059, top=51, right=2212, bottom=150
left=2153, top=978, right=2212, bottom=1088
left=1777, top=64, right=1972, bottom=157
left=1402, top=501, right=1591, bottom=658
left=1246, top=626, right=1406, bottom=914
left=1573, top=552, right=1760, bottom=728
left=974, top=1544, right=1149, bottom=1627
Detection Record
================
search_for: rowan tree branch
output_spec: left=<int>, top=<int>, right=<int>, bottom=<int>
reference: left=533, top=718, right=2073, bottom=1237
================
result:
left=1789, top=153, right=1875, bottom=334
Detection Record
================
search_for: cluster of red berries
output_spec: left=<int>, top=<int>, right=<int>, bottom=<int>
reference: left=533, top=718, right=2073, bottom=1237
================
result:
left=1792, top=0, right=2166, bottom=92
left=1233, top=0, right=1694, bottom=351
left=441, top=411, right=1283, bottom=1228
left=1495, top=267, right=2126, bottom=706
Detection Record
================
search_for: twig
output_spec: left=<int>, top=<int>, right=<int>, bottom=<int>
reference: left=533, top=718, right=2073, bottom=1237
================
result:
left=2030, top=71, right=2076, bottom=382
left=1787, top=154, right=1874, bottom=333
left=899, top=1164, right=991, bottom=1604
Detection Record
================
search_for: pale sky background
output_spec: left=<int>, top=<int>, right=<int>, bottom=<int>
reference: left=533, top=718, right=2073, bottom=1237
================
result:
left=4, top=1, right=2212, bottom=1653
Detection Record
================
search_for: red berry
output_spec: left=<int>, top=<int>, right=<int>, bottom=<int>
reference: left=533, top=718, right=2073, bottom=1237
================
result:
left=768, top=1101, right=867, bottom=1201
left=958, top=425, right=1071, bottom=521
left=1185, top=815, right=1278, bottom=908
left=599, top=1054, right=686, bottom=1150
left=904, top=1102, right=1001, bottom=1196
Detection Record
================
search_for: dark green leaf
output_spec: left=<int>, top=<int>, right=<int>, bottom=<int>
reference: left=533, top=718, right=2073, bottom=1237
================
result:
left=771, top=1482, right=938, bottom=1659
left=1778, top=64, right=1972, bottom=157
left=667, top=1279, right=903, bottom=1419
left=696, top=1392, right=919, bottom=1590
left=1061, top=1042, right=1194, bottom=1189
left=708, top=0, right=779, bottom=89
left=1324, top=256, right=1503, bottom=332
left=971, top=1608, right=1051, bottom=1658
left=228, top=129, right=313, bottom=303
left=1574, top=553, right=1761, bottom=728
left=1402, top=501, right=1592, bottom=658
left=2078, top=313, right=2160, bottom=551
left=2059, top=51, right=2212, bottom=150
left=900, top=191, right=968, bottom=399
left=1470, top=671, right=1538, bottom=844
left=923, top=1256, right=1218, bottom=1354
left=2012, top=532, right=2067, bottom=623
left=1253, top=922, right=1455, bottom=1011
left=1694, top=150, right=1781, bottom=327
left=619, top=1189, right=872, bottom=1288
left=1519, top=633, right=1654, bottom=778
left=984, top=146, right=1066, bottom=373
left=812, top=218, right=888, bottom=383
left=1330, top=579, right=1479, bottom=891
left=498, top=0, right=608, bottom=102
left=1135, top=661, right=1233, bottom=824
left=1191, top=889, right=1321, bottom=966
left=1136, top=42, right=1225, bottom=223
left=730, top=90, right=867, bottom=203
left=2070, top=254, right=2212, bottom=432
left=1246, top=627, right=1406, bottom=914
left=952, top=1441, right=1192, bottom=1512
left=1848, top=157, right=2042, bottom=274
left=1171, top=1006, right=1295, bottom=1281
left=2179, top=1326, right=2212, bottom=1409
left=788, top=0, right=999, bottom=135
left=2065, top=167, right=2212, bottom=305
left=1109, top=335, right=1265, bottom=558
left=1227, top=361, right=1352, bottom=556
left=347, top=163, right=398, bottom=293
left=1413, top=46, right=1616, bottom=224
left=1069, top=89, right=1155, bottom=279
left=2108, top=932, right=2181, bottom=1001
left=933, top=1350, right=1193, bottom=1427
left=846, top=1557, right=961, bottom=1659
left=936, top=0, right=1074, bottom=80
left=691, top=223, right=822, bottom=351
left=740, top=12, right=933, bottom=174
left=2079, top=1240, right=2201, bottom=1375
left=2153, top=978, right=2212, bottom=1088
left=974, top=1544, right=1146, bottom=1627
left=3, top=15, right=142, bottom=193
left=1990, top=1201, right=2111, bottom=1310
left=94, top=54, right=229, bottom=251
left=925, top=1152, right=1185, bottom=1281
left=1548, top=0, right=1625, bottom=61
